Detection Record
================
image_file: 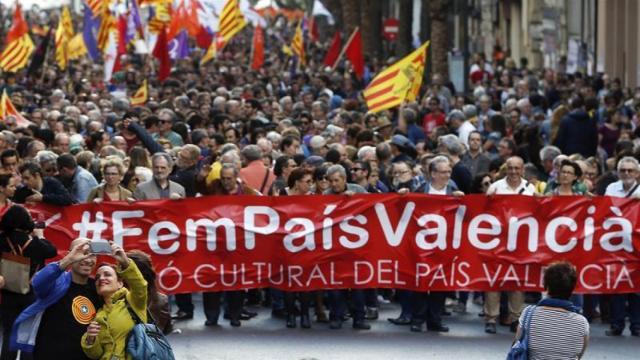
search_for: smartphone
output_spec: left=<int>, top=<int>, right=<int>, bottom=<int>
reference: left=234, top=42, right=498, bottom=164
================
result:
left=89, top=241, right=112, bottom=255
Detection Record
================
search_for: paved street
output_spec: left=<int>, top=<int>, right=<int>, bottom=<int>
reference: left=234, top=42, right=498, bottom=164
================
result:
left=168, top=296, right=637, bottom=360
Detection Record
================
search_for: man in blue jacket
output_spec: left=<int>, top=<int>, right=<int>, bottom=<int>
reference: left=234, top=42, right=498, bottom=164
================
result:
left=11, top=238, right=99, bottom=360
left=553, top=96, right=598, bottom=158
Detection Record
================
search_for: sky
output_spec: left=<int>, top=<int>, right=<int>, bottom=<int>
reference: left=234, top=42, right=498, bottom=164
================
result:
left=0, top=0, right=72, bottom=10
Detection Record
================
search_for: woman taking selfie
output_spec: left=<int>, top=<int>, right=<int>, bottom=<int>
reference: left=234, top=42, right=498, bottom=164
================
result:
left=81, top=243, right=148, bottom=360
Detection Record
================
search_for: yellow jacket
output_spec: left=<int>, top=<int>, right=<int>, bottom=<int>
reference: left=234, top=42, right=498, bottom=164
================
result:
left=81, top=260, right=148, bottom=360
left=205, top=161, right=222, bottom=185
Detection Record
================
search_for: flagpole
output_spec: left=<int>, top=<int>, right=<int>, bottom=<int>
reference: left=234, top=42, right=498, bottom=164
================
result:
left=39, top=25, right=53, bottom=83
left=331, top=27, right=359, bottom=71
left=249, top=26, right=256, bottom=69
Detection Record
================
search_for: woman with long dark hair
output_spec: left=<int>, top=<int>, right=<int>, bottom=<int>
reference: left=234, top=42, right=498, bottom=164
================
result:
left=127, top=250, right=173, bottom=335
left=0, top=174, right=17, bottom=218
left=0, top=205, right=56, bottom=360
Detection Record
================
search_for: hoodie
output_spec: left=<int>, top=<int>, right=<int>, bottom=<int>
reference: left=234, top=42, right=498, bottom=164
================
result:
left=553, top=110, right=598, bottom=157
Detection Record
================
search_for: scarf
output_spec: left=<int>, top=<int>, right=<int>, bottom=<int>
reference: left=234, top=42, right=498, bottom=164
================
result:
left=537, top=297, right=581, bottom=313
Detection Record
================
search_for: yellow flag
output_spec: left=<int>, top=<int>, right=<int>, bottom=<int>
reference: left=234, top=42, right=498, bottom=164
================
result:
left=0, top=5, right=35, bottom=73
left=281, top=44, right=293, bottom=56
left=291, top=22, right=304, bottom=64
left=68, top=34, right=88, bottom=60
left=55, top=7, right=74, bottom=70
left=130, top=80, right=148, bottom=106
left=363, top=41, right=430, bottom=113
left=201, top=38, right=218, bottom=65
left=218, top=0, right=247, bottom=45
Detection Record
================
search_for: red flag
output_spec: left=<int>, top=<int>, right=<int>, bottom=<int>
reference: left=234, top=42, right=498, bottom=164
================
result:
left=117, top=14, right=127, bottom=55
left=309, top=17, right=319, bottom=42
left=250, top=25, right=264, bottom=70
left=5, top=5, right=29, bottom=44
left=186, top=0, right=203, bottom=37
left=153, top=27, right=171, bottom=81
left=167, top=0, right=186, bottom=40
left=323, top=31, right=341, bottom=67
left=195, top=25, right=213, bottom=49
left=344, top=29, right=364, bottom=79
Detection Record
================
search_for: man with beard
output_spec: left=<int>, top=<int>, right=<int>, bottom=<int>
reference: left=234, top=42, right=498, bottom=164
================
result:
left=195, top=163, right=259, bottom=327
left=323, top=165, right=371, bottom=330
left=11, top=238, right=99, bottom=360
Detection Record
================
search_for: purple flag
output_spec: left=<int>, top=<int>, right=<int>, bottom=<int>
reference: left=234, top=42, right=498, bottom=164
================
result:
left=169, top=30, right=190, bottom=60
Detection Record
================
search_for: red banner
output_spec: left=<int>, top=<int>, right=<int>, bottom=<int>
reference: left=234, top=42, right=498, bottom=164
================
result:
left=30, top=194, right=640, bottom=294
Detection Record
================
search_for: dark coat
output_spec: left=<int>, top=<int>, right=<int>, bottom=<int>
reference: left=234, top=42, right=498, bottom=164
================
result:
left=553, top=110, right=598, bottom=157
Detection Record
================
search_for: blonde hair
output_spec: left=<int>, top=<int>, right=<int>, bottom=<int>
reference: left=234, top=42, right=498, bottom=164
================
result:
left=101, top=158, right=126, bottom=177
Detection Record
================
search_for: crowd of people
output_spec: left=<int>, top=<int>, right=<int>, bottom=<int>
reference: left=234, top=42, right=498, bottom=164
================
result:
left=0, top=6, right=638, bottom=359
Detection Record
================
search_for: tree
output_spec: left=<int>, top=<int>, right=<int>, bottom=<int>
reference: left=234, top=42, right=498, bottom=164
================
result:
left=396, top=0, right=413, bottom=56
left=427, top=0, right=450, bottom=78
left=341, top=0, right=361, bottom=38
left=320, top=0, right=342, bottom=30
left=360, top=0, right=383, bottom=60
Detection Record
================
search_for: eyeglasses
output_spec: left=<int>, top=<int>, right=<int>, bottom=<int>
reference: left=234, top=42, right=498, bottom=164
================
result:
left=619, top=168, right=636, bottom=173
left=104, top=172, right=120, bottom=176
left=350, top=168, right=364, bottom=172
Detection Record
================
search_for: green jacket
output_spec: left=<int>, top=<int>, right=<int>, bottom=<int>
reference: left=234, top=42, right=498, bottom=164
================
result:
left=81, top=260, right=148, bottom=360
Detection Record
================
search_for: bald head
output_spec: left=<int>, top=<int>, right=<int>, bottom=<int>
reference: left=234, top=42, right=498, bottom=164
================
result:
left=70, top=237, right=90, bottom=251
left=505, top=156, right=525, bottom=182
left=506, top=156, right=524, bottom=168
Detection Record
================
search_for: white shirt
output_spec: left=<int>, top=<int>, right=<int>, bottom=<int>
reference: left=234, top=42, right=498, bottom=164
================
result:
left=457, top=121, right=477, bottom=148
left=487, top=177, right=536, bottom=196
left=428, top=186, right=447, bottom=196
left=604, top=180, right=640, bottom=198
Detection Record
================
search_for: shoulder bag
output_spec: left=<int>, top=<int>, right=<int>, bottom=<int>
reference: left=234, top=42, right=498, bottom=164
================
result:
left=125, top=298, right=176, bottom=360
left=0, top=237, right=33, bottom=294
left=506, top=305, right=536, bottom=360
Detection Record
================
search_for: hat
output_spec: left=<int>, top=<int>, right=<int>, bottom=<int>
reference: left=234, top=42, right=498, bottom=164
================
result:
left=446, top=110, right=465, bottom=123
left=374, top=116, right=392, bottom=132
left=304, top=155, right=325, bottom=168
left=309, top=135, right=327, bottom=149
left=390, top=134, right=415, bottom=150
